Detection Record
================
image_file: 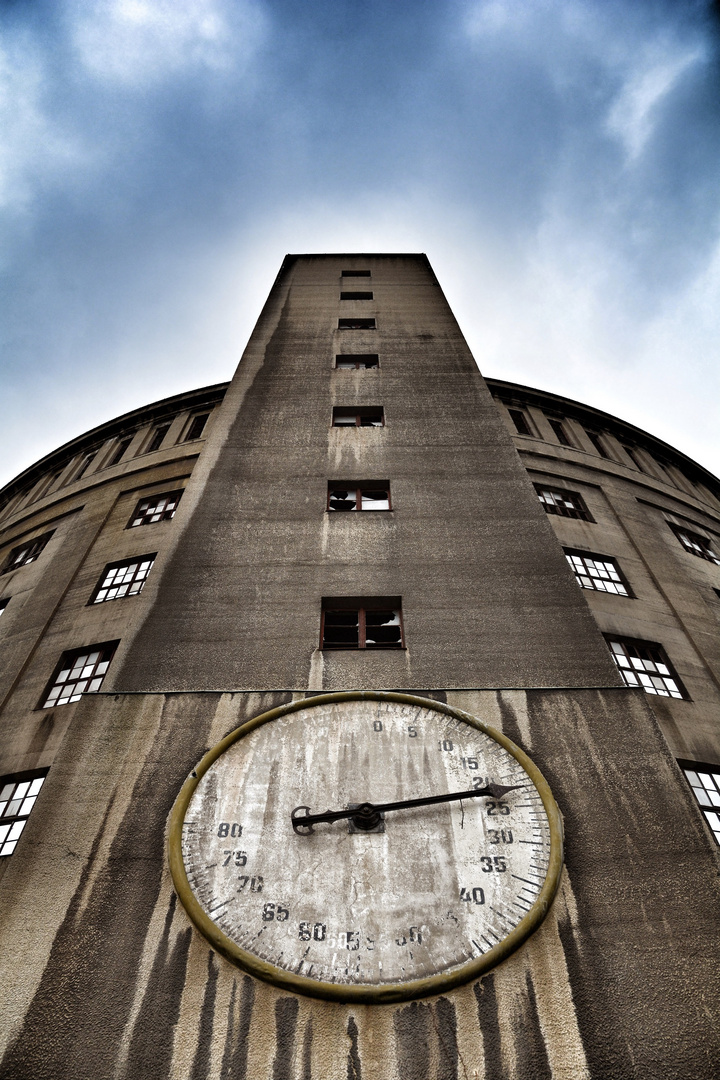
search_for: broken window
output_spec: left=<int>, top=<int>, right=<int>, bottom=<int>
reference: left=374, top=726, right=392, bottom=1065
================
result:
left=341, top=270, right=371, bottom=277
left=0, top=769, right=49, bottom=856
left=332, top=407, right=384, bottom=428
left=679, top=761, right=720, bottom=845
left=338, top=318, right=376, bottom=330
left=335, top=354, right=379, bottom=369
left=547, top=418, right=572, bottom=447
left=340, top=291, right=373, bottom=300
left=328, top=484, right=391, bottom=511
left=1, top=531, right=54, bottom=574
left=321, top=600, right=404, bottom=649
left=127, top=490, right=182, bottom=528
left=669, top=524, right=720, bottom=565
left=89, top=554, right=156, bottom=604
left=508, top=409, right=532, bottom=436
left=184, top=414, right=209, bottom=441
left=564, top=549, right=632, bottom=596
left=41, top=641, right=118, bottom=708
left=146, top=423, right=171, bottom=453
left=605, top=636, right=688, bottom=699
left=534, top=485, right=593, bottom=522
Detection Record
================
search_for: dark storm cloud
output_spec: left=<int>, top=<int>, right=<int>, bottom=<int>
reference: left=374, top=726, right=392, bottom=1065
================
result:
left=1, top=0, right=719, bottom=486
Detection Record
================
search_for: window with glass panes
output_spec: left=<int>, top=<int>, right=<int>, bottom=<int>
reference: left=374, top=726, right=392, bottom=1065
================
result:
left=89, top=555, right=156, bottom=604
left=605, top=637, right=688, bottom=699
left=679, top=762, right=720, bottom=845
left=41, top=642, right=118, bottom=708
left=0, top=770, right=48, bottom=856
left=1, top=531, right=54, bottom=573
left=321, top=601, right=403, bottom=649
left=328, top=484, right=390, bottom=511
left=565, top=550, right=632, bottom=596
left=128, top=490, right=182, bottom=528
left=669, top=524, right=720, bottom=565
left=534, top=485, right=593, bottom=521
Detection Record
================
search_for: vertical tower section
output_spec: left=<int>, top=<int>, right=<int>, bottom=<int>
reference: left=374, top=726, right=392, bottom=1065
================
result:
left=113, top=254, right=619, bottom=692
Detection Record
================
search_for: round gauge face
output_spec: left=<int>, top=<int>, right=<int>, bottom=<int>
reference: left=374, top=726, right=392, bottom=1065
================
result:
left=168, top=692, right=563, bottom=1003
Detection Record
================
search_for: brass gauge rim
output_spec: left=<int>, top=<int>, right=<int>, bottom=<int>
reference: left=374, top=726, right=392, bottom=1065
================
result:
left=168, top=691, right=564, bottom=1004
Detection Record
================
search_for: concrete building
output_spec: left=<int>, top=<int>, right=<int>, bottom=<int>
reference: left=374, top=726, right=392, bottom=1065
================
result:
left=0, top=254, right=718, bottom=1079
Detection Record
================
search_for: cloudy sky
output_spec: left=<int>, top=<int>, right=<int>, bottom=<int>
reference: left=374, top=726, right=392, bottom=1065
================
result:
left=1, top=0, right=719, bottom=488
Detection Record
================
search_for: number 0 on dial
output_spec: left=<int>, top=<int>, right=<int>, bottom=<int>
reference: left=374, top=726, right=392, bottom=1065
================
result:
left=168, top=692, right=563, bottom=1003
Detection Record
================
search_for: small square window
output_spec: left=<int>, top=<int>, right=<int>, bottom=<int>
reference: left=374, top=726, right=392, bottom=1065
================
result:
left=335, top=355, right=379, bottom=370
left=338, top=318, right=376, bottom=330
left=585, top=430, right=610, bottom=458
left=1, top=531, right=54, bottom=574
left=332, top=407, right=384, bottom=428
left=328, top=484, right=391, bottom=511
left=508, top=409, right=532, bottom=436
left=184, top=414, right=209, bottom=442
left=40, top=641, right=118, bottom=709
left=547, top=418, right=572, bottom=447
left=0, top=768, right=49, bottom=856
left=679, top=760, right=720, bottom=845
left=564, top=549, right=632, bottom=597
left=341, top=270, right=371, bottom=277
left=127, top=490, right=182, bottom=528
left=534, top=485, right=593, bottom=522
left=107, top=437, right=133, bottom=468
left=605, top=636, right=688, bottom=699
left=146, top=423, right=171, bottom=453
left=321, top=599, right=404, bottom=650
left=340, top=291, right=373, bottom=301
left=89, top=554, right=156, bottom=604
left=669, top=524, right=720, bottom=565
left=0, top=597, right=8, bottom=617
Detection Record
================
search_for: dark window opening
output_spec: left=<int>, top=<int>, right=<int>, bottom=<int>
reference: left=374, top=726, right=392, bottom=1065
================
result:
left=328, top=484, right=391, bottom=511
left=534, top=485, right=593, bottom=522
left=321, top=599, right=404, bottom=650
left=1, top=531, right=54, bottom=574
left=714, top=588, right=720, bottom=600
left=669, top=524, right=720, bottom=565
left=0, top=597, right=8, bottom=616
left=622, top=445, right=644, bottom=471
left=0, top=768, right=49, bottom=857
left=508, top=409, right=532, bottom=436
left=147, top=424, right=171, bottom=453
left=127, top=490, right=182, bottom=528
left=184, top=414, right=209, bottom=442
left=335, top=354, right=379, bottom=369
left=605, top=636, right=688, bottom=699
left=89, top=554, right=157, bottom=604
left=565, top=549, right=632, bottom=596
left=340, top=291, right=373, bottom=301
left=338, top=318, right=376, bottom=330
left=678, top=761, right=720, bottom=846
left=74, top=452, right=97, bottom=481
left=342, top=270, right=371, bottom=277
left=40, top=641, right=118, bottom=709
left=107, top=437, right=133, bottom=468
left=585, top=430, right=609, bottom=458
left=332, top=407, right=384, bottom=428
left=547, top=418, right=572, bottom=446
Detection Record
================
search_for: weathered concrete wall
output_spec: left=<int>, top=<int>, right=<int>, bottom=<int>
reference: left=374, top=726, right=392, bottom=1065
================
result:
left=0, top=687, right=717, bottom=1080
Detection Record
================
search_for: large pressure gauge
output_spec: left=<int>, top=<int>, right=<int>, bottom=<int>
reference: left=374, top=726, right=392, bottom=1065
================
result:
left=168, top=692, right=563, bottom=1003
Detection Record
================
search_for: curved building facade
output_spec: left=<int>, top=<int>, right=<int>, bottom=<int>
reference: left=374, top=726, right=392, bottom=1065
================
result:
left=0, top=255, right=718, bottom=1080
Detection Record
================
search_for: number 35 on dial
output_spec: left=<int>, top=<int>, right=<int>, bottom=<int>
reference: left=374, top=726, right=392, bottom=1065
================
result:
left=169, top=692, right=563, bottom=1003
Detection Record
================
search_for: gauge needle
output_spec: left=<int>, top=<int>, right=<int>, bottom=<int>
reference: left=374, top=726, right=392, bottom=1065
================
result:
left=291, top=782, right=525, bottom=834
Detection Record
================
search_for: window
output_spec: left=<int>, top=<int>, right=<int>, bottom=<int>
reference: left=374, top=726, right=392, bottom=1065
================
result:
left=340, top=291, right=373, bottom=301
left=328, top=484, right=390, bottom=511
left=0, top=769, right=48, bottom=856
left=74, top=452, right=97, bottom=481
left=679, top=762, right=720, bottom=845
left=184, top=414, right=209, bottom=442
left=89, top=554, right=156, bottom=604
left=622, top=446, right=644, bottom=471
left=508, top=409, right=532, bottom=436
left=669, top=524, right=720, bottom=565
left=146, top=423, right=171, bottom=453
left=547, top=418, right=572, bottom=447
left=0, top=597, right=8, bottom=617
left=565, top=550, right=632, bottom=596
left=585, top=430, right=609, bottom=458
left=1, top=531, right=54, bottom=574
left=338, top=318, right=376, bottom=330
left=342, top=270, right=370, bottom=277
left=335, top=354, right=379, bottom=369
left=534, top=485, right=593, bottom=522
left=127, top=490, right=182, bottom=528
left=321, top=600, right=404, bottom=650
left=107, top=437, right=133, bottom=468
left=41, top=641, right=118, bottom=709
left=332, top=407, right=384, bottom=428
left=605, top=636, right=688, bottom=699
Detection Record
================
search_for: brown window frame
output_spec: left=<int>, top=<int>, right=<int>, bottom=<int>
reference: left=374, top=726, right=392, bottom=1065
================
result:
left=669, top=523, right=720, bottom=565
left=88, top=554, right=157, bottom=604
left=39, top=640, right=119, bottom=710
left=335, top=354, right=379, bottom=369
left=605, top=635, right=689, bottom=700
left=338, top=318, right=376, bottom=330
left=127, top=490, right=183, bottom=528
left=327, top=483, right=391, bottom=512
left=0, top=768, right=49, bottom=857
left=1, top=531, right=54, bottom=574
left=332, top=407, right=384, bottom=428
left=321, top=598, right=404, bottom=651
left=534, top=485, right=594, bottom=522
left=564, top=549, right=633, bottom=597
